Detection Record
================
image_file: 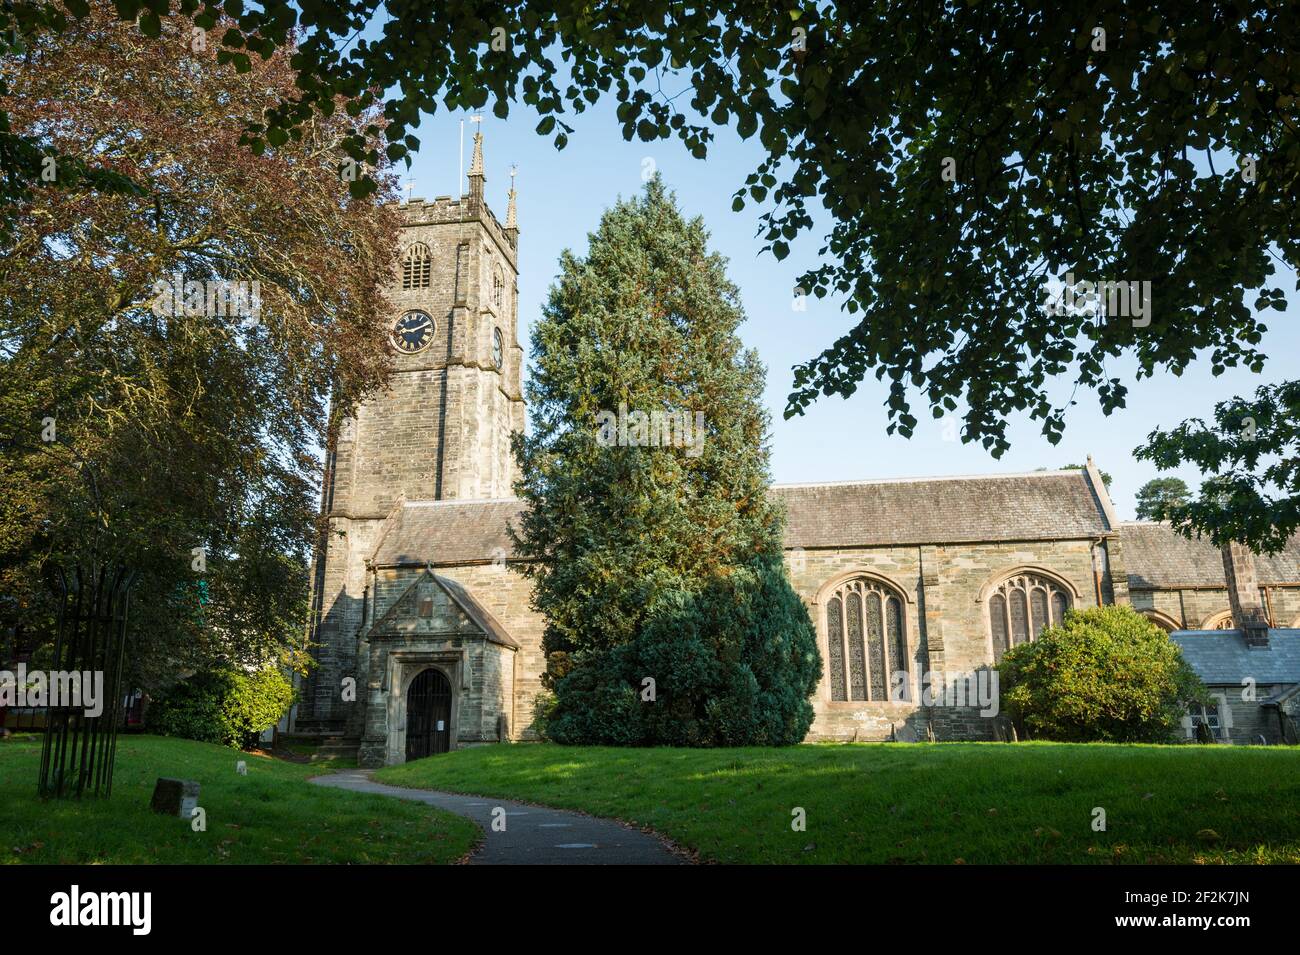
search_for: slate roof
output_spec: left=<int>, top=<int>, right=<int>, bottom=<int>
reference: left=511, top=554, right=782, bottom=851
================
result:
left=370, top=499, right=523, bottom=567
left=772, top=471, right=1111, bottom=548
left=1121, top=522, right=1300, bottom=589
left=368, top=568, right=519, bottom=648
left=368, top=470, right=1113, bottom=566
left=1170, top=629, right=1300, bottom=686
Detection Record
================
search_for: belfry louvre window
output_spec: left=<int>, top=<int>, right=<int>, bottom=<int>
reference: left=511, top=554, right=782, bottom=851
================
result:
left=825, top=578, right=908, bottom=702
left=988, top=573, right=1072, bottom=663
left=402, top=243, right=431, bottom=290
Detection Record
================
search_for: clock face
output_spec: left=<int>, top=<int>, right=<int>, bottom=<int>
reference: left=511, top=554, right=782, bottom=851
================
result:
left=492, top=327, right=504, bottom=369
left=392, top=311, right=434, bottom=353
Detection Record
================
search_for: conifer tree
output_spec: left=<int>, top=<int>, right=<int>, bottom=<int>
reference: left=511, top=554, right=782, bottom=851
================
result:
left=512, top=177, right=820, bottom=746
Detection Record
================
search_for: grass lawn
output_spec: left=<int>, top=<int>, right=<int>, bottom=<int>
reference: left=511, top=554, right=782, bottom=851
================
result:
left=276, top=740, right=358, bottom=770
left=1, top=734, right=478, bottom=864
left=375, top=742, right=1300, bottom=864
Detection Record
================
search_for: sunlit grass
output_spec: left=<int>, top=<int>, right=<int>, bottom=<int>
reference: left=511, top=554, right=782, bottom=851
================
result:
left=1, top=734, right=478, bottom=864
left=376, top=741, right=1300, bottom=864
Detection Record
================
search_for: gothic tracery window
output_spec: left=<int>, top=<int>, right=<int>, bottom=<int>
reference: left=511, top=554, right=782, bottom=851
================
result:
left=493, top=267, right=505, bottom=308
left=988, top=572, right=1073, bottom=663
left=824, top=578, right=908, bottom=702
left=402, top=242, right=431, bottom=290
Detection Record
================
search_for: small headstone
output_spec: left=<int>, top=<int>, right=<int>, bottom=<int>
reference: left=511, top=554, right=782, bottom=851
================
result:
left=150, top=778, right=200, bottom=818
left=236, top=760, right=247, bottom=776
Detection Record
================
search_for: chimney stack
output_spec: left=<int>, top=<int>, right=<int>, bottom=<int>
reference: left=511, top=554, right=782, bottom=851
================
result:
left=1221, top=541, right=1271, bottom=647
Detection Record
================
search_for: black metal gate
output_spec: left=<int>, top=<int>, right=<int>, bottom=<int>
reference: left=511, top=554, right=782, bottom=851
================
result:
left=39, top=562, right=136, bottom=798
left=406, top=668, right=452, bottom=761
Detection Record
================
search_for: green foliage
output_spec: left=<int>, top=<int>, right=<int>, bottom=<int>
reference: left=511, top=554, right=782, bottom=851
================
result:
left=546, top=552, right=820, bottom=746
left=1134, top=477, right=1193, bottom=521
left=217, top=4, right=1293, bottom=456
left=512, top=177, right=820, bottom=746
left=530, top=690, right=558, bottom=742
left=998, top=605, right=1207, bottom=743
left=147, top=665, right=295, bottom=750
left=0, top=3, right=399, bottom=688
left=1136, top=381, right=1300, bottom=553
left=5, top=3, right=1298, bottom=554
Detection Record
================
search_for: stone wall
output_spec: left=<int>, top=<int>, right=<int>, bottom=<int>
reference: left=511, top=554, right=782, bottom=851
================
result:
left=355, top=573, right=519, bottom=767
left=783, top=539, right=1104, bottom=742
left=1194, top=684, right=1299, bottom=746
left=370, top=563, right=545, bottom=741
left=1131, top=585, right=1300, bottom=630
left=300, top=193, right=524, bottom=733
left=300, top=515, right=385, bottom=726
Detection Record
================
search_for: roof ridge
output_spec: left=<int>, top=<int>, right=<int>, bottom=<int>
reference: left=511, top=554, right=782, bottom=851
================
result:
left=772, top=470, right=1085, bottom=489
left=403, top=497, right=523, bottom=507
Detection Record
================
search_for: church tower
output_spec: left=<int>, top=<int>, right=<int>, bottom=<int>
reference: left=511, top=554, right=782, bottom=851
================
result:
left=297, top=132, right=524, bottom=733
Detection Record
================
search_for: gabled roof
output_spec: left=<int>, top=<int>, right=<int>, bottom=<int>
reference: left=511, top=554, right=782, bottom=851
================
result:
left=773, top=469, right=1112, bottom=548
left=1171, top=629, right=1300, bottom=685
left=1121, top=522, right=1300, bottom=589
left=368, top=469, right=1114, bottom=567
left=368, top=569, right=518, bottom=649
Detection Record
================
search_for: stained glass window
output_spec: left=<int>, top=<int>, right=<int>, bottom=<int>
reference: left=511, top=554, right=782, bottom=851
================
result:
left=825, top=578, right=907, bottom=703
left=987, top=572, right=1074, bottom=663
left=887, top=597, right=907, bottom=699
left=1051, top=591, right=1069, bottom=627
left=1030, top=588, right=1049, bottom=639
left=827, top=596, right=846, bottom=701
left=990, top=593, right=1009, bottom=663
left=866, top=593, right=886, bottom=701
left=846, top=592, right=866, bottom=701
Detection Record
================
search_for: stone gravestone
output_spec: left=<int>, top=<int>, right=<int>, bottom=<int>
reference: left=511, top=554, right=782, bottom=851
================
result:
left=150, top=778, right=200, bottom=818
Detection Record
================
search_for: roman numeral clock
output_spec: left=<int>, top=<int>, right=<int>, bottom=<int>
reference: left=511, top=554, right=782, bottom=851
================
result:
left=392, top=310, right=434, bottom=353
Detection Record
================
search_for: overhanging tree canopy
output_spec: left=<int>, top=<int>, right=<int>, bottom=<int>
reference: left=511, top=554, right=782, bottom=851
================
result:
left=0, top=2, right=400, bottom=686
left=5, top=0, right=1298, bottom=550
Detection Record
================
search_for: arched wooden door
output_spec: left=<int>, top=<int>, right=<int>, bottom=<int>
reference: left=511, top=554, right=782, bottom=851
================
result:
left=406, top=668, right=452, bottom=760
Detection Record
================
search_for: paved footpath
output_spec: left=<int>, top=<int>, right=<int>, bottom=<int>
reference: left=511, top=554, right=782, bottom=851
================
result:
left=311, top=769, right=687, bottom=865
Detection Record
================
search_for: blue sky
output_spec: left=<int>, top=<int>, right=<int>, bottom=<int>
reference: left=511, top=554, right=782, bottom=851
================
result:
left=398, top=99, right=1297, bottom=521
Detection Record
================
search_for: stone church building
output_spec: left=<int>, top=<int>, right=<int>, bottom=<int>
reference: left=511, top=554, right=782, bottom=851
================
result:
left=290, top=135, right=1300, bottom=765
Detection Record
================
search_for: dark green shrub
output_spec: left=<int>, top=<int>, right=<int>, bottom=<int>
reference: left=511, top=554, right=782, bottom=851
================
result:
left=544, top=552, right=820, bottom=746
left=147, top=666, right=295, bottom=749
left=998, top=605, right=1206, bottom=743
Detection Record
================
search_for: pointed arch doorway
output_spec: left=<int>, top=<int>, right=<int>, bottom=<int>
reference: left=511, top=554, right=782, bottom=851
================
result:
left=406, top=667, right=452, bottom=760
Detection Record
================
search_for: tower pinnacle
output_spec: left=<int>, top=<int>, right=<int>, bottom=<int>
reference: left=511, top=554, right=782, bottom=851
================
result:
left=505, top=164, right=518, bottom=232
left=467, top=128, right=486, bottom=210
left=468, top=130, right=485, bottom=180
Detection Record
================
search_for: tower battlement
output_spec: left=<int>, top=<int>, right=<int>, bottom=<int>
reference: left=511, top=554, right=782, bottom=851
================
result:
left=398, top=195, right=517, bottom=260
